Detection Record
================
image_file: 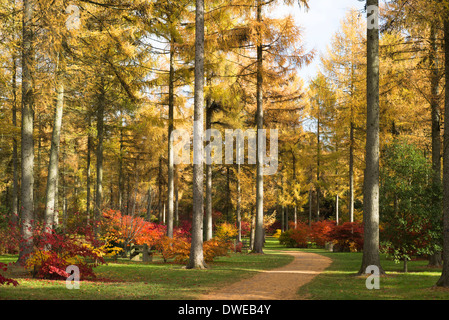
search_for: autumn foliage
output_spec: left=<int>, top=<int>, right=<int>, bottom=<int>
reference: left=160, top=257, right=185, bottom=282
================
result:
left=24, top=224, right=106, bottom=280
left=279, top=220, right=364, bottom=252
left=0, top=263, right=18, bottom=286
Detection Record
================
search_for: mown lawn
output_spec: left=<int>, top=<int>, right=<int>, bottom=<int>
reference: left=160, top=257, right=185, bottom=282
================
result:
left=296, top=249, right=449, bottom=300
left=0, top=239, right=293, bottom=300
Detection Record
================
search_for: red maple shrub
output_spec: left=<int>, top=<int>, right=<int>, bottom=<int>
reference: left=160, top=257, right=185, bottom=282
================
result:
left=310, top=220, right=336, bottom=247
left=330, top=222, right=364, bottom=252
left=278, top=222, right=311, bottom=248
left=0, top=214, right=20, bottom=255
left=25, top=224, right=106, bottom=280
left=278, top=220, right=364, bottom=251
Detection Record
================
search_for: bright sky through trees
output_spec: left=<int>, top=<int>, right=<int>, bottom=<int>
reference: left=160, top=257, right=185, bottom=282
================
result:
left=282, top=0, right=366, bottom=83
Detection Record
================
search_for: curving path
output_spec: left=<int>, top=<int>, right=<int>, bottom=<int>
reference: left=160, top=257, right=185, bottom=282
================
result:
left=199, top=251, right=332, bottom=300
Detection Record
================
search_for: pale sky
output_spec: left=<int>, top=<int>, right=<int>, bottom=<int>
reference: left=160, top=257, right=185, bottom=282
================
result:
left=276, top=0, right=367, bottom=84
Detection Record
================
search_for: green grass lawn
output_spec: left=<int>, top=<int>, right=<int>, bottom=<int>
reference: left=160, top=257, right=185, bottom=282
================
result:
left=296, top=249, right=449, bottom=300
left=0, top=238, right=293, bottom=300
left=3, top=237, right=449, bottom=300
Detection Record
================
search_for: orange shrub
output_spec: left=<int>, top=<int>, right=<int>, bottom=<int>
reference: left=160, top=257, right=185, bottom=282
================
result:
left=154, top=236, right=190, bottom=263
left=310, top=220, right=336, bottom=247
left=203, top=238, right=232, bottom=262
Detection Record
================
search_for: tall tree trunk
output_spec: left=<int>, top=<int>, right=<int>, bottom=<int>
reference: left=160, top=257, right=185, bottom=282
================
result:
left=226, top=166, right=231, bottom=220
left=11, top=54, right=18, bottom=221
left=253, top=0, right=264, bottom=254
left=146, top=186, right=152, bottom=222
left=359, top=0, right=384, bottom=275
left=44, top=53, right=65, bottom=233
left=86, top=115, right=92, bottom=225
left=187, top=0, right=206, bottom=269
left=250, top=208, right=255, bottom=251
left=349, top=122, right=355, bottom=222
left=175, top=165, right=179, bottom=227
left=62, top=150, right=67, bottom=232
left=316, top=111, right=321, bottom=222
left=436, top=16, right=449, bottom=287
left=17, top=0, right=35, bottom=266
left=158, top=155, right=163, bottom=223
left=308, top=186, right=312, bottom=227
left=429, top=22, right=443, bottom=268
left=281, top=206, right=284, bottom=232
left=205, top=94, right=213, bottom=241
left=167, top=36, right=175, bottom=238
left=118, top=122, right=124, bottom=213
left=236, top=160, right=242, bottom=242
left=294, top=206, right=297, bottom=229
left=336, top=195, right=339, bottom=225
left=35, top=115, right=42, bottom=213
left=95, top=80, right=105, bottom=222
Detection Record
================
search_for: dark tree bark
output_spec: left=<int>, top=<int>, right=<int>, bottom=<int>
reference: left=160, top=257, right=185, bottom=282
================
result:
left=205, top=93, right=213, bottom=241
left=95, top=80, right=106, bottom=222
left=17, top=0, right=35, bottom=266
left=429, top=22, right=443, bottom=268
left=44, top=53, right=65, bottom=233
left=86, top=114, right=92, bottom=224
left=167, top=36, right=175, bottom=238
left=253, top=0, right=264, bottom=254
left=436, top=16, right=449, bottom=287
left=358, top=0, right=384, bottom=275
left=11, top=54, right=19, bottom=221
left=187, top=0, right=206, bottom=269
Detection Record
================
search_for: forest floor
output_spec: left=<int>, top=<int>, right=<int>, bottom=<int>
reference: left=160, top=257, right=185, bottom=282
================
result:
left=199, top=250, right=332, bottom=300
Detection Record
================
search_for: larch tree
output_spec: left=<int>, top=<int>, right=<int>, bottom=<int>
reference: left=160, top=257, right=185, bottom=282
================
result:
left=17, top=0, right=35, bottom=265
left=187, top=0, right=207, bottom=269
left=358, top=0, right=385, bottom=275
left=437, top=0, right=449, bottom=287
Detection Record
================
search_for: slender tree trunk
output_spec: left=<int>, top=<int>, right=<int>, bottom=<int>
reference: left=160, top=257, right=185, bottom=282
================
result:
left=146, top=186, right=152, bottom=222
left=118, top=123, right=124, bottom=213
left=250, top=208, right=255, bottom=251
left=236, top=160, right=242, bottom=242
left=158, top=156, right=163, bottom=223
left=292, top=153, right=297, bottom=228
left=226, top=166, right=231, bottom=220
left=35, top=115, right=42, bottom=213
left=187, top=0, right=206, bottom=269
left=316, top=107, right=321, bottom=222
left=253, top=0, right=264, bottom=254
left=44, top=53, right=65, bottom=233
left=436, top=17, right=449, bottom=287
left=429, top=22, right=443, bottom=268
left=336, top=195, right=339, bottom=225
left=86, top=115, right=92, bottom=225
left=308, top=187, right=312, bottom=227
left=281, top=206, right=284, bottom=232
left=62, top=151, right=67, bottom=232
left=175, top=165, right=179, bottom=227
left=205, top=95, right=213, bottom=241
left=54, top=173, right=59, bottom=225
left=11, top=54, right=18, bottom=221
left=349, top=122, right=355, bottom=222
left=167, top=36, right=175, bottom=238
left=95, top=80, right=105, bottom=222
left=17, top=0, right=35, bottom=266
left=359, top=0, right=384, bottom=275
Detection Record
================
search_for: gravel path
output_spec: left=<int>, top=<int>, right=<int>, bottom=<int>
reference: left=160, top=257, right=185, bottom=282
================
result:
left=199, top=251, right=332, bottom=300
